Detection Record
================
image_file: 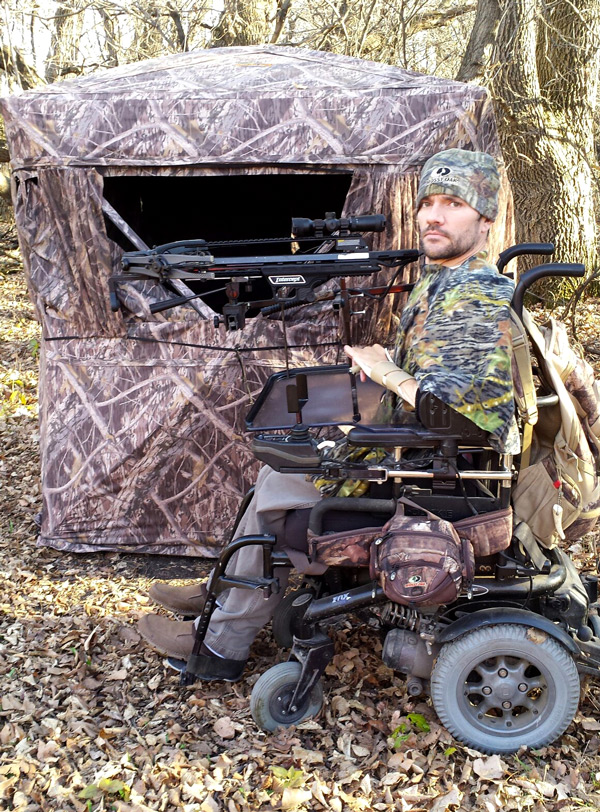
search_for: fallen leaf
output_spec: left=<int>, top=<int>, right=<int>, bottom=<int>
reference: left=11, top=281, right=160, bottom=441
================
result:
left=430, top=787, right=464, bottom=812
left=78, top=785, right=100, bottom=800
left=281, top=787, right=312, bottom=809
left=291, top=746, right=324, bottom=764
left=472, top=754, right=507, bottom=780
left=331, top=696, right=350, bottom=715
left=200, top=795, right=220, bottom=812
left=526, top=628, right=548, bottom=644
left=147, top=674, right=161, bottom=690
left=107, top=669, right=128, bottom=681
left=36, top=740, right=59, bottom=761
left=352, top=744, right=371, bottom=758
left=213, top=716, right=236, bottom=739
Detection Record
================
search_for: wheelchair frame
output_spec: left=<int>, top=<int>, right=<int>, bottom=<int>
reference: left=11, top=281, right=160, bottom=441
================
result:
left=177, top=251, right=600, bottom=753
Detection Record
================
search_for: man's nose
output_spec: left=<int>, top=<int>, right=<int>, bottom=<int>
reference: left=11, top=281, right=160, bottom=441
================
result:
left=424, top=203, right=444, bottom=223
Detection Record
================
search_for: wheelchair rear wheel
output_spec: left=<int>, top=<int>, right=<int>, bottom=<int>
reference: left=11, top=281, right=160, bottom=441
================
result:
left=250, top=662, right=324, bottom=732
left=430, top=624, right=580, bottom=754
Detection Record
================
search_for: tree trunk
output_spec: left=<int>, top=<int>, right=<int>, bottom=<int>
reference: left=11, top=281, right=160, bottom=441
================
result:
left=99, top=7, right=120, bottom=68
left=45, top=2, right=85, bottom=82
left=456, top=0, right=500, bottom=82
left=211, top=0, right=277, bottom=46
left=461, top=0, right=600, bottom=286
left=0, top=45, right=40, bottom=89
left=126, top=4, right=166, bottom=62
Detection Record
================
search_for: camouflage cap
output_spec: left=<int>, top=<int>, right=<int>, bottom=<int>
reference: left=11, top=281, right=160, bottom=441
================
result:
left=416, top=148, right=500, bottom=220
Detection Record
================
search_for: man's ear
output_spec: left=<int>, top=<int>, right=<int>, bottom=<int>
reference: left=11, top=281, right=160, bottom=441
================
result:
left=481, top=217, right=493, bottom=236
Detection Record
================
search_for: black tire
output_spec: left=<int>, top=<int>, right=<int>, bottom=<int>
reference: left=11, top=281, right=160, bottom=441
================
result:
left=250, top=662, right=324, bottom=732
left=272, top=588, right=315, bottom=648
left=430, top=624, right=580, bottom=754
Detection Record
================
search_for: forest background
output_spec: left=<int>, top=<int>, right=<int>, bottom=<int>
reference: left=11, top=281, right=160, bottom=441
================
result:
left=1, top=2, right=600, bottom=812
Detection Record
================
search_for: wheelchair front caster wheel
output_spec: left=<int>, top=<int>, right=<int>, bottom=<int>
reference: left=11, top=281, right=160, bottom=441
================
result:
left=250, top=662, right=324, bottom=732
left=272, top=588, right=315, bottom=649
left=430, top=624, right=581, bottom=754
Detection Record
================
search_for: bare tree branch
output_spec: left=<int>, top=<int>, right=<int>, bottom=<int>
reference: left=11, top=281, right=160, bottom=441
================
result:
left=167, top=2, right=189, bottom=50
left=406, top=2, right=477, bottom=36
left=0, top=44, right=41, bottom=89
left=271, top=0, right=293, bottom=44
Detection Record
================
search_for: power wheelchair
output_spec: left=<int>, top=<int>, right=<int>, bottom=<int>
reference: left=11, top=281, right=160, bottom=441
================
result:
left=177, top=249, right=600, bottom=755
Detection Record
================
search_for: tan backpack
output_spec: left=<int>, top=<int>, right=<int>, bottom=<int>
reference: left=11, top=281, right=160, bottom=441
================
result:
left=511, top=310, right=600, bottom=547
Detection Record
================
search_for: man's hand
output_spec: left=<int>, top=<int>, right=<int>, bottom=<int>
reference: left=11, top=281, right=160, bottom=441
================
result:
left=344, top=343, right=387, bottom=380
left=344, top=343, right=418, bottom=408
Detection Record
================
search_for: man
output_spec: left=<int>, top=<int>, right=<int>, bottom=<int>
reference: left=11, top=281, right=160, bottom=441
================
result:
left=137, top=148, right=519, bottom=679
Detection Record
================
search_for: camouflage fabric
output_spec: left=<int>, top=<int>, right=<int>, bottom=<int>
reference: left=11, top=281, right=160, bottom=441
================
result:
left=371, top=504, right=472, bottom=607
left=393, top=251, right=520, bottom=454
left=308, top=526, right=381, bottom=567
left=512, top=313, right=600, bottom=546
left=416, top=149, right=500, bottom=220
left=1, top=46, right=502, bottom=170
left=453, top=507, right=512, bottom=557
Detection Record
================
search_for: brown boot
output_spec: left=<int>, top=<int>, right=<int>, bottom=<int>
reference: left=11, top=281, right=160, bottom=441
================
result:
left=148, top=581, right=208, bottom=615
left=137, top=614, right=196, bottom=659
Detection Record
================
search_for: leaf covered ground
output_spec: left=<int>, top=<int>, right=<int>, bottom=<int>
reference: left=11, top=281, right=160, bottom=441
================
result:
left=2, top=230, right=600, bottom=812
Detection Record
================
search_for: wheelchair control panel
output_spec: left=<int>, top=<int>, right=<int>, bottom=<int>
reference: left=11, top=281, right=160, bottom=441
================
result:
left=246, top=364, right=506, bottom=495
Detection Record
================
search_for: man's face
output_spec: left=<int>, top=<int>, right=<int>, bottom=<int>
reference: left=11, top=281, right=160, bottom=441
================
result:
left=417, top=194, right=492, bottom=265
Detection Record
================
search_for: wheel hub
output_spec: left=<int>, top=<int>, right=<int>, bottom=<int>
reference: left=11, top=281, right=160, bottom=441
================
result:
left=269, top=682, right=308, bottom=725
left=461, top=653, right=551, bottom=734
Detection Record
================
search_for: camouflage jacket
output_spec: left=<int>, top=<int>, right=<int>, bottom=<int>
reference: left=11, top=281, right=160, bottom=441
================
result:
left=393, top=251, right=520, bottom=454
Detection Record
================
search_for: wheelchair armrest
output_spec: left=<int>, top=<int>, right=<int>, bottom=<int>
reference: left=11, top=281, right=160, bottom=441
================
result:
left=347, top=392, right=491, bottom=448
left=346, top=426, right=461, bottom=447
left=308, top=496, right=396, bottom=534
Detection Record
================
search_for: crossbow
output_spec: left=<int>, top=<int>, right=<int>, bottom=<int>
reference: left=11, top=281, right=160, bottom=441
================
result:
left=110, top=213, right=420, bottom=331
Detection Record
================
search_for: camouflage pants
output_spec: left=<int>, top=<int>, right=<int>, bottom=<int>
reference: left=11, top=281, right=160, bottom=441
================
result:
left=204, top=466, right=321, bottom=660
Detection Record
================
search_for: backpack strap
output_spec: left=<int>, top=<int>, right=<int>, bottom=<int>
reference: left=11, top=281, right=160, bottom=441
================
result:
left=510, top=309, right=539, bottom=467
left=512, top=521, right=553, bottom=570
left=510, top=309, right=539, bottom=426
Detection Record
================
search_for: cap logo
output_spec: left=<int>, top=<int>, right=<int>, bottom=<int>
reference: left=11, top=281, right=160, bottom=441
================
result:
left=433, top=166, right=451, bottom=177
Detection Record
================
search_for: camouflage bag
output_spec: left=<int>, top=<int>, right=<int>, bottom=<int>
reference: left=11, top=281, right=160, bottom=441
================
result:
left=453, top=507, right=513, bottom=557
left=370, top=498, right=474, bottom=607
left=308, top=525, right=383, bottom=568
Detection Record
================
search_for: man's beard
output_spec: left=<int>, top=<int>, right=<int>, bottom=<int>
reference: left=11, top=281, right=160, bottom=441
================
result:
left=419, top=222, right=482, bottom=262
